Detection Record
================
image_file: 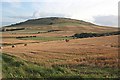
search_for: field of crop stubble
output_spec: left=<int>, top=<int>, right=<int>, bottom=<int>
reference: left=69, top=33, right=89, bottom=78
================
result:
left=1, top=31, right=119, bottom=78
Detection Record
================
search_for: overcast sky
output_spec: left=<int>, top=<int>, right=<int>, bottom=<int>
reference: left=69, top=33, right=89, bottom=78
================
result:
left=0, top=0, right=119, bottom=27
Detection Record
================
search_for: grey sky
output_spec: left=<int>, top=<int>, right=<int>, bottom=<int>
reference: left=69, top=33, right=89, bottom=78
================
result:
left=0, top=0, right=119, bottom=27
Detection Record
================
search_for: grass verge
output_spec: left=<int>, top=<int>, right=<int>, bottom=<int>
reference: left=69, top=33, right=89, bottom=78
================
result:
left=2, top=53, right=119, bottom=79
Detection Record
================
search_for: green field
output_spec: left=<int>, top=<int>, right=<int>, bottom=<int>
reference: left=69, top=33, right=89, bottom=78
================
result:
left=2, top=53, right=119, bottom=79
left=19, top=36, right=73, bottom=42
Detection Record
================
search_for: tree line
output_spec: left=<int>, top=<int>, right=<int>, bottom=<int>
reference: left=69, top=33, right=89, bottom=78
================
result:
left=72, top=31, right=120, bottom=38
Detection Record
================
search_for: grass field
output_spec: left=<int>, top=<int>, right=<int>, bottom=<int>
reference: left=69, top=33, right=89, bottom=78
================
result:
left=19, top=36, right=72, bottom=41
left=2, top=53, right=119, bottom=78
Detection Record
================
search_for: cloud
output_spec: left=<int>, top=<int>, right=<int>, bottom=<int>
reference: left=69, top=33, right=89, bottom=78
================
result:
left=1, top=16, right=27, bottom=26
left=32, top=11, right=41, bottom=18
left=2, top=0, right=20, bottom=2
left=1, top=0, right=119, bottom=27
left=1, top=22, right=15, bottom=26
left=8, top=11, right=69, bottom=20
left=93, top=15, right=118, bottom=27
left=8, top=16, right=32, bottom=19
left=32, top=11, right=69, bottom=18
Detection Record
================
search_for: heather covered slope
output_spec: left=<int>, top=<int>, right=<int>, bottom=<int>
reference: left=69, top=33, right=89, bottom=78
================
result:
left=3, top=17, right=118, bottom=33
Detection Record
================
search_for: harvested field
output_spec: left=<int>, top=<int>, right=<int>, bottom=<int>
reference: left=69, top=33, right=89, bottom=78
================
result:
left=2, top=35, right=119, bottom=68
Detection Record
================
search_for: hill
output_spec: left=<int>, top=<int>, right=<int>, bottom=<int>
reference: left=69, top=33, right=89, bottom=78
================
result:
left=3, top=17, right=118, bottom=33
left=5, top=17, right=95, bottom=27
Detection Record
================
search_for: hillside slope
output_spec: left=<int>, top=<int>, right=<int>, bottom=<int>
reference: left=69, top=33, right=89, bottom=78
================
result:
left=3, top=17, right=118, bottom=33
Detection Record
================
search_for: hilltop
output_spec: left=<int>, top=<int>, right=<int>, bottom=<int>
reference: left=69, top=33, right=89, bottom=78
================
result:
left=5, top=17, right=95, bottom=27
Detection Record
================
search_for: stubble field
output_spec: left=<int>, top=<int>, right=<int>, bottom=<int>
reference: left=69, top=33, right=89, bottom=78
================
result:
left=1, top=31, right=119, bottom=78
